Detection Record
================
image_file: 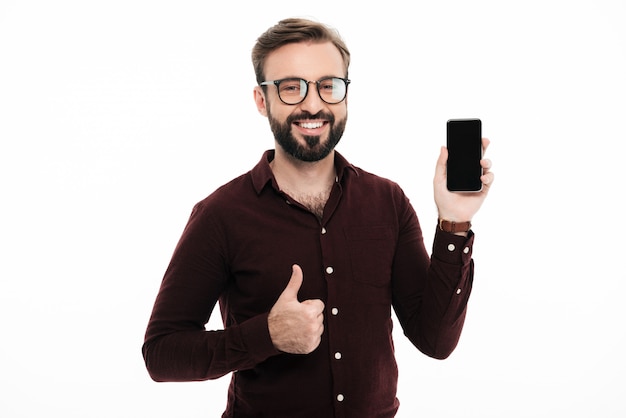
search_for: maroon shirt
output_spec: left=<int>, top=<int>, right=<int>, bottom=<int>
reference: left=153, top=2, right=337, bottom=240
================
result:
left=143, top=150, right=475, bottom=417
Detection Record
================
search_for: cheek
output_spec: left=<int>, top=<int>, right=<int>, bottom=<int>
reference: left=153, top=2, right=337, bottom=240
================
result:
left=267, top=105, right=294, bottom=126
left=334, top=105, right=348, bottom=122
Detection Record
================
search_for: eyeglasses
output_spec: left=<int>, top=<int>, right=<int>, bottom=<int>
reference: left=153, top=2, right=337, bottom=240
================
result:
left=260, top=77, right=350, bottom=105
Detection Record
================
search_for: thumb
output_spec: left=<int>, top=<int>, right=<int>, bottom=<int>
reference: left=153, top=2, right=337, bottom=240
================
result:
left=278, top=264, right=303, bottom=302
left=434, top=146, right=448, bottom=183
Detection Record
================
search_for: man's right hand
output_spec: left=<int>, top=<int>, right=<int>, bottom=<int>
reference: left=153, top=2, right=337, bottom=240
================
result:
left=268, top=264, right=325, bottom=354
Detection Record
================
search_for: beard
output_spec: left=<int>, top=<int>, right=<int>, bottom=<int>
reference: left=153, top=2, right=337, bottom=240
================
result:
left=268, top=109, right=347, bottom=162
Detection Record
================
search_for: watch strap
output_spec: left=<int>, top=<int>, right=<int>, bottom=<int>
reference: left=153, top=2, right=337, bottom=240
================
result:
left=439, top=219, right=472, bottom=233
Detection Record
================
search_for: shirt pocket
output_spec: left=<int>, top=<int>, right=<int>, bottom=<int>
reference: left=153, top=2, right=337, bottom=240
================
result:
left=345, top=225, right=396, bottom=288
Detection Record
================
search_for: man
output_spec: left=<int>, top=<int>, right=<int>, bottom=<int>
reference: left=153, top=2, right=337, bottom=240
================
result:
left=142, top=18, right=494, bottom=417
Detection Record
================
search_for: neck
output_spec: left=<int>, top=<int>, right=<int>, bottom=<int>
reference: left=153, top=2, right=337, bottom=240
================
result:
left=270, top=148, right=336, bottom=220
left=270, top=147, right=336, bottom=193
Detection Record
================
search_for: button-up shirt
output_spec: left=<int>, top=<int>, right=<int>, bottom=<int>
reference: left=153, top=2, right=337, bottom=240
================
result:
left=143, top=150, right=475, bottom=418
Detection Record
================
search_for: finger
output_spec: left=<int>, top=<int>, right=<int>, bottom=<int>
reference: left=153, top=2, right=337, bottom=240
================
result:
left=278, top=264, right=304, bottom=301
left=482, top=137, right=490, bottom=153
left=480, top=158, right=492, bottom=170
left=481, top=172, right=495, bottom=187
left=302, top=299, right=325, bottom=314
left=434, top=146, right=448, bottom=181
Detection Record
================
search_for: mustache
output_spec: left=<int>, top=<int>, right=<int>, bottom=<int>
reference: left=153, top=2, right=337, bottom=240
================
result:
left=286, top=111, right=335, bottom=124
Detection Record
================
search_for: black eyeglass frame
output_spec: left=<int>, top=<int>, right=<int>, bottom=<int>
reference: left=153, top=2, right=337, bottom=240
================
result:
left=260, top=77, right=351, bottom=105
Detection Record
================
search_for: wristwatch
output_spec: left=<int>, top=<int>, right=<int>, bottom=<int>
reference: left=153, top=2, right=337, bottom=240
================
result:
left=438, top=219, right=472, bottom=233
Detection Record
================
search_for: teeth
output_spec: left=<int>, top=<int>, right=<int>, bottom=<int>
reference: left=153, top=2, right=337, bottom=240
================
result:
left=300, top=122, right=324, bottom=129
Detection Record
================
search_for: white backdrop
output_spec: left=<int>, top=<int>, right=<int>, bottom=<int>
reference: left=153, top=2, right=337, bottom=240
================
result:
left=1, top=1, right=625, bottom=417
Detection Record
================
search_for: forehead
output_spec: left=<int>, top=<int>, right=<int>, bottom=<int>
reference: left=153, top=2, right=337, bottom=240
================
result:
left=264, top=41, right=345, bottom=80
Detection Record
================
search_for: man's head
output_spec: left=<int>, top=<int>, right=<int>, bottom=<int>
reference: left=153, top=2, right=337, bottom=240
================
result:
left=252, top=18, right=351, bottom=162
left=252, top=18, right=350, bottom=85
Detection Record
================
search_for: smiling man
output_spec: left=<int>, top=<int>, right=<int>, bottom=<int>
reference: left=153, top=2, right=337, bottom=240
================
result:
left=256, top=40, right=349, bottom=221
left=142, top=18, right=494, bottom=418
left=258, top=41, right=348, bottom=164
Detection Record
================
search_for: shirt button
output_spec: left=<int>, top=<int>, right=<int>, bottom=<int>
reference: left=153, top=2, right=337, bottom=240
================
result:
left=456, top=288, right=462, bottom=295
left=337, top=394, right=345, bottom=402
left=326, top=266, right=334, bottom=274
left=321, top=227, right=327, bottom=234
left=463, top=246, right=470, bottom=254
left=447, top=243, right=456, bottom=252
left=334, top=352, right=342, bottom=360
left=331, top=307, right=339, bottom=316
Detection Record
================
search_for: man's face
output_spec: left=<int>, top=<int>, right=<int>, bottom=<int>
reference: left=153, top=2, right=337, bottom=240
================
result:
left=254, top=41, right=348, bottom=162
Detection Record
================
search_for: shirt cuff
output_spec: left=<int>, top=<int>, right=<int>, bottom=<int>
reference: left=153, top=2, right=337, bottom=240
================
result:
left=239, top=312, right=281, bottom=363
left=432, top=225, right=475, bottom=265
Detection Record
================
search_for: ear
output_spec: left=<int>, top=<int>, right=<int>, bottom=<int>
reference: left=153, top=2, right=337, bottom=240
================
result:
left=253, top=86, right=268, bottom=117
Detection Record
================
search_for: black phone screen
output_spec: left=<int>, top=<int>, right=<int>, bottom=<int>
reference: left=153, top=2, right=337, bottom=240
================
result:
left=446, top=119, right=482, bottom=192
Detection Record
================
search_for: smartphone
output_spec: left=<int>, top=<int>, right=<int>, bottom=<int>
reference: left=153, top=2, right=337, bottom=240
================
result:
left=446, top=119, right=483, bottom=192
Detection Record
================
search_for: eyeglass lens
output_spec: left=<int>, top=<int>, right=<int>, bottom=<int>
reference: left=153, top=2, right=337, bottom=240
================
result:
left=277, top=78, right=347, bottom=104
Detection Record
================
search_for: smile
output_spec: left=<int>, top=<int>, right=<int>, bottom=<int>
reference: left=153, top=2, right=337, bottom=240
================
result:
left=297, top=121, right=325, bottom=129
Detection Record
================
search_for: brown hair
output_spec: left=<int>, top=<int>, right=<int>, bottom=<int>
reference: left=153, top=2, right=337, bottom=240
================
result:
left=252, top=18, right=351, bottom=85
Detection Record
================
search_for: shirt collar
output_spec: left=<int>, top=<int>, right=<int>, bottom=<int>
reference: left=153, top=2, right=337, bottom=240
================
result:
left=251, top=149, right=359, bottom=195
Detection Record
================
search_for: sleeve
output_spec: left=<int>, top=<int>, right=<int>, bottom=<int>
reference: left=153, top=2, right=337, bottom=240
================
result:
left=141, top=202, right=280, bottom=382
left=391, top=197, right=475, bottom=360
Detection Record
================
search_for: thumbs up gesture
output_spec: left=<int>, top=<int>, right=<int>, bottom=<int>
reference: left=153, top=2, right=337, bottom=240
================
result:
left=268, top=264, right=325, bottom=354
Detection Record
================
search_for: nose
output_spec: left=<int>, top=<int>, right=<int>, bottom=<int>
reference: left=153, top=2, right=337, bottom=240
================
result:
left=299, top=81, right=325, bottom=114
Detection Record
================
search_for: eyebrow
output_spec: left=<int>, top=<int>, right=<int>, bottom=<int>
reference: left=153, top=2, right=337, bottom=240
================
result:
left=268, top=75, right=345, bottom=81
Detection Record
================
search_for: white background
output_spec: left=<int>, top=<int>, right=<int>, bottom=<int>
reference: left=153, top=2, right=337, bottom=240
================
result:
left=1, top=1, right=625, bottom=417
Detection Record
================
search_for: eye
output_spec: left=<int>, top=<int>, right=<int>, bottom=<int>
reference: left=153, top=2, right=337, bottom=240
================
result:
left=319, top=79, right=336, bottom=92
left=279, top=79, right=302, bottom=94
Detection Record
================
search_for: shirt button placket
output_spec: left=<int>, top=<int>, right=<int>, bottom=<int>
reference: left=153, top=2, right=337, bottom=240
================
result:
left=331, top=301, right=343, bottom=405
left=320, top=225, right=345, bottom=409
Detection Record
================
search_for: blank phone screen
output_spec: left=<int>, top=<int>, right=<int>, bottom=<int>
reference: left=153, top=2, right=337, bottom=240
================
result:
left=446, top=119, right=482, bottom=192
